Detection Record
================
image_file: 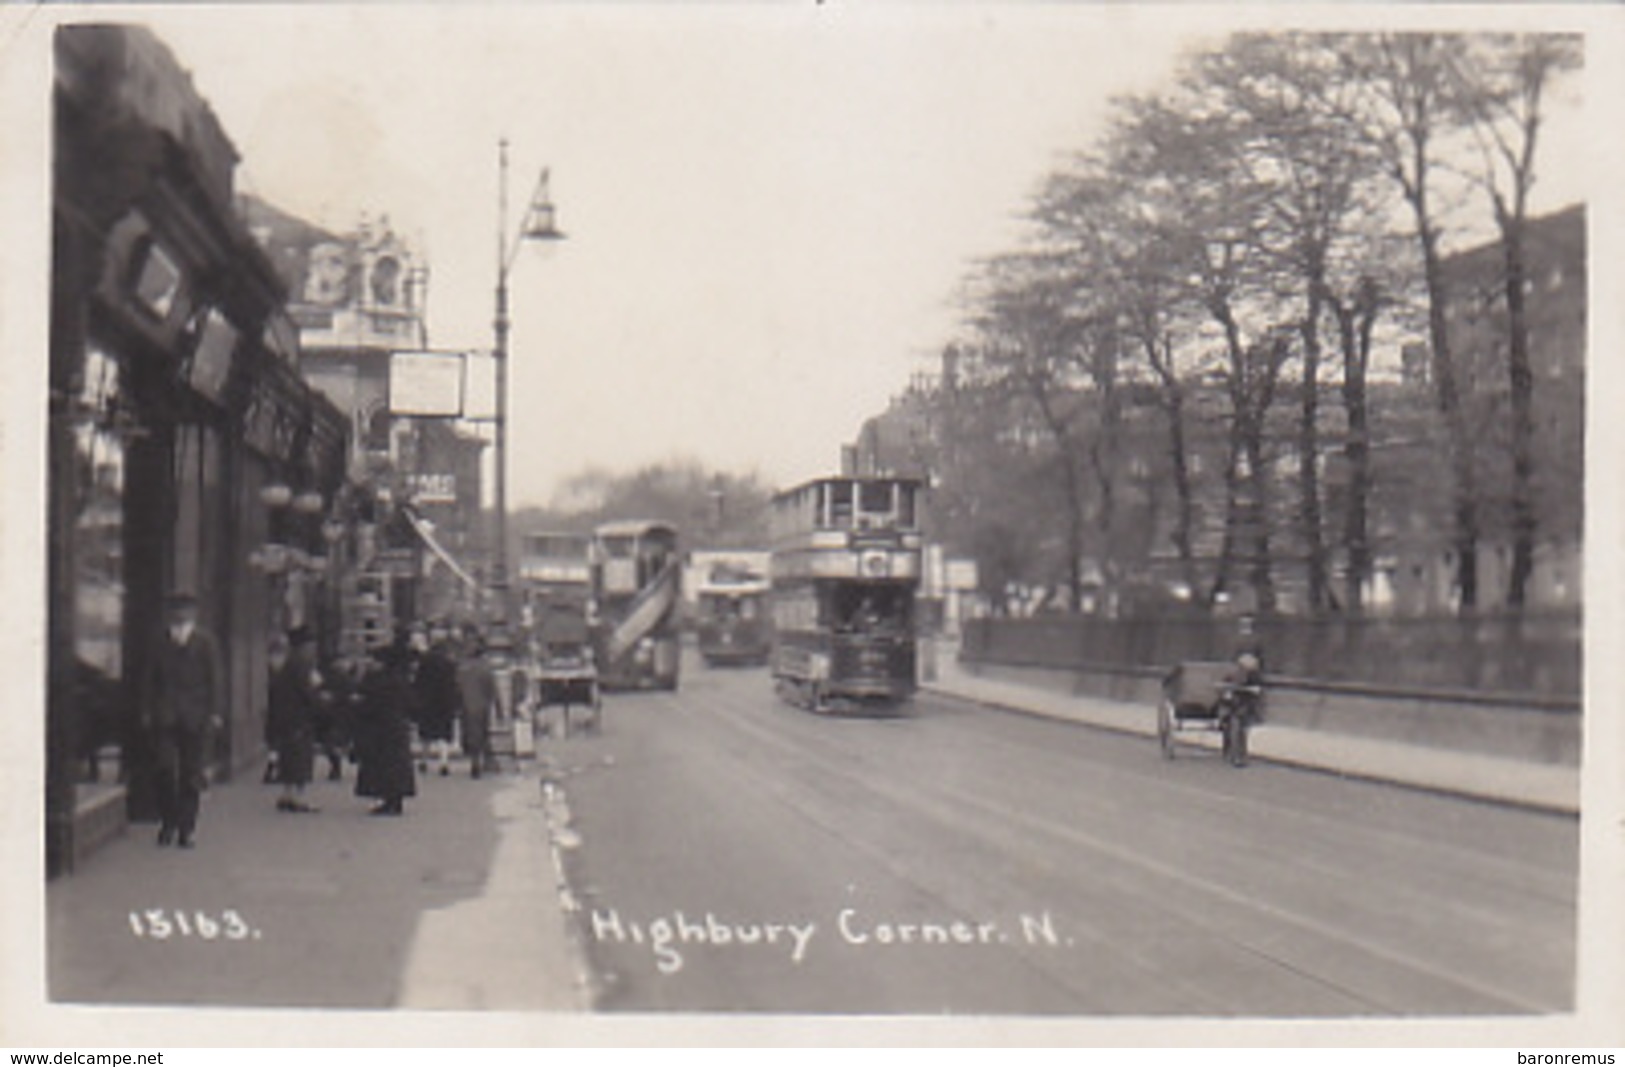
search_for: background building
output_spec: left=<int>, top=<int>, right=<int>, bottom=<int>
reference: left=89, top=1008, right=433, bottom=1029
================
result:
left=242, top=197, right=491, bottom=651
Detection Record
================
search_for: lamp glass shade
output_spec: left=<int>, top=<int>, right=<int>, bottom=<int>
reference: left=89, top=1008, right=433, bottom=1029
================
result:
left=525, top=203, right=564, bottom=241
left=261, top=483, right=293, bottom=508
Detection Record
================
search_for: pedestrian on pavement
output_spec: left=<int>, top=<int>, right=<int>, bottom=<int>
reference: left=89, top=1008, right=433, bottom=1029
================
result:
left=266, top=626, right=321, bottom=813
left=354, top=634, right=418, bottom=816
left=142, top=592, right=223, bottom=849
left=316, top=652, right=360, bottom=781
left=403, top=623, right=429, bottom=768
left=415, top=625, right=460, bottom=776
left=456, top=631, right=497, bottom=779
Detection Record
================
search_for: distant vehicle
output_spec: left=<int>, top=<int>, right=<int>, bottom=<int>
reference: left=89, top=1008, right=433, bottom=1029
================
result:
left=518, top=530, right=599, bottom=724
left=519, top=530, right=592, bottom=620
left=768, top=476, right=923, bottom=712
left=591, top=520, right=682, bottom=691
left=1158, top=657, right=1264, bottom=767
left=695, top=571, right=772, bottom=667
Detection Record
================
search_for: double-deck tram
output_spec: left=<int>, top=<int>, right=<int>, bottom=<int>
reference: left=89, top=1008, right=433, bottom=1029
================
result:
left=590, top=520, right=682, bottom=690
left=768, top=476, right=922, bottom=712
left=695, top=574, right=772, bottom=667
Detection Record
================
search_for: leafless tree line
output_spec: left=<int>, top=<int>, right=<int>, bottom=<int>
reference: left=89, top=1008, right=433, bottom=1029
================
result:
left=932, top=31, right=1582, bottom=619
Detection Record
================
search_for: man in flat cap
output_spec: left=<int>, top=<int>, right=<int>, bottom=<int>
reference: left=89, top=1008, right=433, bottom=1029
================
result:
left=142, top=593, right=223, bottom=848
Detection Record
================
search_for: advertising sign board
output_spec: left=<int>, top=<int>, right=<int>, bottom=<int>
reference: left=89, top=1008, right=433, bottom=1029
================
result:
left=390, top=350, right=466, bottom=416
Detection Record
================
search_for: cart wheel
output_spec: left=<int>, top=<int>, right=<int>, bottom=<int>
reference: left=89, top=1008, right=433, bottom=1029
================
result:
left=1224, top=712, right=1249, bottom=767
left=1157, top=699, right=1175, bottom=760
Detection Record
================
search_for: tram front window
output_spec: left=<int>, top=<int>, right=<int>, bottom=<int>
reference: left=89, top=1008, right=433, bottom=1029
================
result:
left=704, top=594, right=739, bottom=621
left=829, top=585, right=909, bottom=635
left=859, top=481, right=892, bottom=517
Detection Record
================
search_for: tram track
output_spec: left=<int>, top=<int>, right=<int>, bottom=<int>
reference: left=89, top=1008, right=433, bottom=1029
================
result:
left=683, top=668, right=1573, bottom=1014
left=542, top=662, right=1573, bottom=1014
left=658, top=679, right=1397, bottom=1012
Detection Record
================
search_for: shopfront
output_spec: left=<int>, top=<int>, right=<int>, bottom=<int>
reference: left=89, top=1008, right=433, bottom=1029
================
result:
left=47, top=24, right=351, bottom=876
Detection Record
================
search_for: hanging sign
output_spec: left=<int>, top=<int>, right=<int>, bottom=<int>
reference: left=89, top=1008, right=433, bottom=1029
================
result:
left=389, top=351, right=466, bottom=417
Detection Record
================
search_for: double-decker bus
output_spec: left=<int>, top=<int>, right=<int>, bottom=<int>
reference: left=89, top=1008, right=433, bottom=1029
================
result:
left=519, top=530, right=592, bottom=622
left=769, top=476, right=922, bottom=712
left=693, top=559, right=772, bottom=667
left=590, top=520, right=682, bottom=690
left=520, top=529, right=594, bottom=676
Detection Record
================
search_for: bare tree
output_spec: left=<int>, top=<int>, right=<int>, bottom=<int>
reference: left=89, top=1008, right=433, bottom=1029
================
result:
left=1338, top=32, right=1484, bottom=612
left=966, top=254, right=1101, bottom=612
left=924, top=347, right=1058, bottom=614
left=1454, top=33, right=1583, bottom=609
left=1193, top=35, right=1396, bottom=613
left=1034, top=164, right=1211, bottom=607
left=1109, top=87, right=1294, bottom=614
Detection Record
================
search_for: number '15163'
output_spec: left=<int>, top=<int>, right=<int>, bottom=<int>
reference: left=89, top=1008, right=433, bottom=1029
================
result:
left=128, top=909, right=255, bottom=941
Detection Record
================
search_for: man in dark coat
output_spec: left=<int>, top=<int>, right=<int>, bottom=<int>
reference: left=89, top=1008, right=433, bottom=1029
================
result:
left=142, top=593, right=222, bottom=848
left=266, top=627, right=320, bottom=813
left=354, top=636, right=418, bottom=816
left=414, top=628, right=460, bottom=776
left=456, top=634, right=497, bottom=779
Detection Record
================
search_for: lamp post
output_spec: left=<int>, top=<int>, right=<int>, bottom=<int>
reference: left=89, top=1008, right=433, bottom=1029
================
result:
left=490, top=138, right=564, bottom=636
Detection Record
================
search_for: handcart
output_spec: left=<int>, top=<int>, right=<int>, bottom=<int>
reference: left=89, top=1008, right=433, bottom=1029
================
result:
left=533, top=607, right=601, bottom=737
left=1157, top=659, right=1263, bottom=767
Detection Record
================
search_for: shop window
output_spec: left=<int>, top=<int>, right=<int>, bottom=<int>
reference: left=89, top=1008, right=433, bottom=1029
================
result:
left=71, top=346, right=128, bottom=783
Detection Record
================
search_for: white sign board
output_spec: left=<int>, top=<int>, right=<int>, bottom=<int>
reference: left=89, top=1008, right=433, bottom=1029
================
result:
left=390, top=351, right=466, bottom=416
left=945, top=559, right=980, bottom=591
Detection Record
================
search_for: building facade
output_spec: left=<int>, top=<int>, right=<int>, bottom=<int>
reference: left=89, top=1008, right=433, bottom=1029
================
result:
left=49, top=25, right=351, bottom=875
left=242, top=197, right=490, bottom=649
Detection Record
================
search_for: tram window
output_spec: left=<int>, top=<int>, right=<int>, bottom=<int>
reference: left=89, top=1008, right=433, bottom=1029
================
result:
left=859, top=481, right=892, bottom=516
left=898, top=484, right=916, bottom=528
left=601, top=536, right=634, bottom=559
left=830, top=481, right=854, bottom=528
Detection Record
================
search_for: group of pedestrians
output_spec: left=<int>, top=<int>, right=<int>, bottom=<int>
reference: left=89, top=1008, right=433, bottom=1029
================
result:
left=143, top=590, right=510, bottom=851
left=266, top=621, right=505, bottom=817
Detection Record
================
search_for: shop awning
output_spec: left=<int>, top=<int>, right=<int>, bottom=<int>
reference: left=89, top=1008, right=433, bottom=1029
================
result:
left=401, top=506, right=480, bottom=590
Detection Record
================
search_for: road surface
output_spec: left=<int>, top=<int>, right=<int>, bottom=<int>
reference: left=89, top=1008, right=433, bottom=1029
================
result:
left=541, top=652, right=1577, bottom=1016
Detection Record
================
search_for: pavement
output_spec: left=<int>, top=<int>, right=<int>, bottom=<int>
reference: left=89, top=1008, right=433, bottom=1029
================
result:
left=922, top=649, right=1581, bottom=816
left=46, top=747, right=593, bottom=1014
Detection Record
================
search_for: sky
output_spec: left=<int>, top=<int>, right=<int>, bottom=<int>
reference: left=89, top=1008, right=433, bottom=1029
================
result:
left=9, top=4, right=1601, bottom=510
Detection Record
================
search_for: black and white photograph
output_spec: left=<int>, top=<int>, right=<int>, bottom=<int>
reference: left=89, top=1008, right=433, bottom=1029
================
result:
left=2, top=1, right=1621, bottom=1049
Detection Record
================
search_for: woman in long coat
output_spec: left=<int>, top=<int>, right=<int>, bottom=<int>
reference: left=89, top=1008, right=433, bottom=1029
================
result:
left=413, top=635, right=461, bottom=776
left=353, top=640, right=418, bottom=816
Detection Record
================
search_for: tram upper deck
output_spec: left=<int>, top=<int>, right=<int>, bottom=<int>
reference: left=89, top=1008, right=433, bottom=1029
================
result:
left=769, top=476, right=924, bottom=579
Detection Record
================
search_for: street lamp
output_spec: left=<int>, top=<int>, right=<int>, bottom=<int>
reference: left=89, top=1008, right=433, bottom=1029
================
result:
left=491, top=138, right=565, bottom=635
